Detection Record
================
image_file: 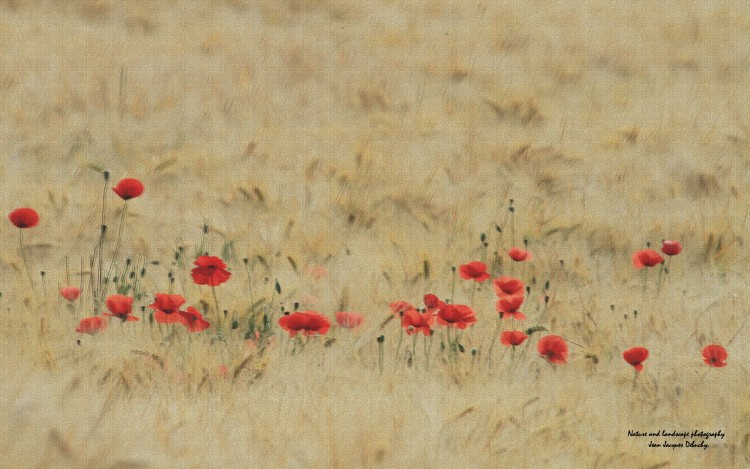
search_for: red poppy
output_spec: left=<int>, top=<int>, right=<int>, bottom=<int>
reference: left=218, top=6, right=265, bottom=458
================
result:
left=423, top=294, right=445, bottom=315
left=702, top=344, right=728, bottom=368
left=495, top=294, right=526, bottom=320
left=112, top=178, right=144, bottom=200
left=459, top=261, right=491, bottom=282
left=622, top=347, right=649, bottom=372
left=60, top=286, right=81, bottom=302
left=508, top=247, right=532, bottom=262
left=436, top=304, right=477, bottom=329
left=178, top=306, right=211, bottom=332
left=401, top=308, right=434, bottom=336
left=500, top=330, right=528, bottom=346
left=278, top=311, right=331, bottom=337
left=423, top=294, right=441, bottom=310
left=102, top=294, right=139, bottom=322
left=336, top=311, right=365, bottom=329
left=390, top=301, right=414, bottom=316
left=537, top=335, right=568, bottom=364
left=8, top=208, right=39, bottom=228
left=632, top=249, right=664, bottom=269
left=191, top=255, right=231, bottom=286
left=76, top=316, right=108, bottom=335
left=661, top=240, right=682, bottom=256
left=149, top=293, right=187, bottom=324
left=493, top=276, right=525, bottom=297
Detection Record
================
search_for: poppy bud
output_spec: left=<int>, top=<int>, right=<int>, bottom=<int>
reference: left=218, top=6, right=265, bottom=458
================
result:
left=376, top=335, right=385, bottom=343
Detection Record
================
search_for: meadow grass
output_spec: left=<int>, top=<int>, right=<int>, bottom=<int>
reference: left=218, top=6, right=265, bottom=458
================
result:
left=1, top=1, right=750, bottom=467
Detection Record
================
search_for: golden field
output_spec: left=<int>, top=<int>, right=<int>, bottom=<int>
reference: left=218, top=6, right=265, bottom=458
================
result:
left=1, top=1, right=749, bottom=467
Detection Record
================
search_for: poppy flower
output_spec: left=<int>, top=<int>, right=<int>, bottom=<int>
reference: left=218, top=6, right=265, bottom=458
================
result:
left=493, top=276, right=525, bottom=297
left=436, top=304, right=477, bottom=329
left=622, top=346, right=649, bottom=372
left=495, top=294, right=526, bottom=320
left=423, top=294, right=445, bottom=314
left=508, top=247, right=532, bottom=262
left=112, top=178, right=144, bottom=200
left=60, top=286, right=81, bottom=302
left=500, top=330, right=528, bottom=346
left=336, top=311, right=365, bottom=329
left=102, top=294, right=139, bottom=322
left=191, top=255, right=231, bottom=286
left=390, top=301, right=414, bottom=316
left=278, top=311, right=331, bottom=338
left=459, top=261, right=491, bottom=282
left=401, top=308, right=434, bottom=336
left=149, top=293, right=187, bottom=324
left=8, top=208, right=39, bottom=228
left=661, top=240, right=682, bottom=256
left=537, top=335, right=568, bottom=364
left=76, top=316, right=108, bottom=335
left=632, top=249, right=664, bottom=269
left=178, top=306, right=211, bottom=332
left=702, top=344, right=728, bottom=368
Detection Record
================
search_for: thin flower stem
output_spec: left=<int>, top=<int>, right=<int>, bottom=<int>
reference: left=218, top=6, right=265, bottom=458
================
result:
left=487, top=316, right=502, bottom=370
left=77, top=257, right=85, bottom=317
left=18, top=229, right=37, bottom=297
left=96, top=174, right=109, bottom=310
left=105, top=201, right=128, bottom=293
left=395, top=327, right=404, bottom=359
left=212, top=285, right=222, bottom=329
left=40, top=271, right=48, bottom=311
left=425, top=333, right=433, bottom=371
left=411, top=334, right=418, bottom=370
left=449, top=267, right=456, bottom=304
left=378, top=339, right=384, bottom=375
left=243, top=260, right=255, bottom=312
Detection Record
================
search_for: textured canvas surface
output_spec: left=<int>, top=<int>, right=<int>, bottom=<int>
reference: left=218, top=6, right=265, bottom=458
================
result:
left=1, top=2, right=748, bottom=467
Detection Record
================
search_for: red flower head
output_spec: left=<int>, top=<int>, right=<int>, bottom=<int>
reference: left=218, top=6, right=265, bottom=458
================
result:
left=661, top=240, right=682, bottom=256
left=508, top=247, right=532, bottom=262
left=112, top=178, right=144, bottom=200
left=495, top=294, right=526, bottom=320
left=191, top=255, right=231, bottom=286
left=60, top=286, right=81, bottom=302
left=493, top=276, right=525, bottom=297
left=8, top=208, right=39, bottom=229
left=102, top=294, right=139, bottom=322
left=336, top=311, right=365, bottom=329
left=436, top=304, right=477, bottom=329
left=423, top=294, right=445, bottom=314
left=149, top=293, right=187, bottom=324
left=76, top=316, right=108, bottom=335
left=178, top=306, right=211, bottom=332
left=389, top=301, right=414, bottom=316
left=632, top=249, right=664, bottom=269
left=537, top=335, right=568, bottom=364
left=459, top=261, right=491, bottom=282
left=500, top=330, right=529, bottom=346
left=278, top=311, right=331, bottom=338
left=623, top=347, right=649, bottom=372
left=702, top=344, right=728, bottom=368
left=401, top=308, right=434, bottom=336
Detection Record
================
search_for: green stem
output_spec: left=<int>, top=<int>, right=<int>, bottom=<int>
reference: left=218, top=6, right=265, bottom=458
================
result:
left=18, top=229, right=37, bottom=297
left=487, top=316, right=502, bottom=370
left=105, top=201, right=128, bottom=294
left=411, top=334, right=418, bottom=370
left=212, top=285, right=222, bottom=329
